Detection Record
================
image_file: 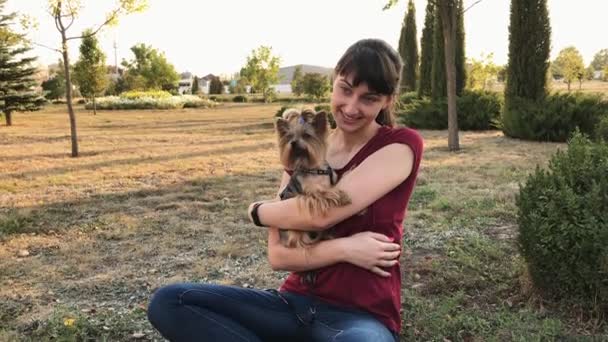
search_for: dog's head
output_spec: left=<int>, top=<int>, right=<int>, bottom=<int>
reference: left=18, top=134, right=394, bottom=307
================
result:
left=275, top=108, right=329, bottom=170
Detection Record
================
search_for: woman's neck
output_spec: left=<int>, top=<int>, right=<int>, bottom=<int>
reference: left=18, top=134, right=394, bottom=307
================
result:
left=332, top=122, right=382, bottom=153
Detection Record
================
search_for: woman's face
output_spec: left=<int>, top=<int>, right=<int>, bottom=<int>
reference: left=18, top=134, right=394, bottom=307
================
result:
left=330, top=73, right=392, bottom=133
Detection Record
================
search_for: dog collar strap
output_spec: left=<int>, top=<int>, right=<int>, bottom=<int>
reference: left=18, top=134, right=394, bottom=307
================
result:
left=299, top=166, right=337, bottom=185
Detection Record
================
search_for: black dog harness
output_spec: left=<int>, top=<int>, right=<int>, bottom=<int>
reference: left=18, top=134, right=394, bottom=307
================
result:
left=279, top=166, right=337, bottom=200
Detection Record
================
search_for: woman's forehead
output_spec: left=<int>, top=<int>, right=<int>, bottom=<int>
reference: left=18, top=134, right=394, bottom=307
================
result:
left=336, top=74, right=378, bottom=94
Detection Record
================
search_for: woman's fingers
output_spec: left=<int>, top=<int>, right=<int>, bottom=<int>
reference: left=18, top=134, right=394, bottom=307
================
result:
left=381, top=250, right=401, bottom=260
left=382, top=242, right=401, bottom=251
left=376, top=259, right=398, bottom=268
left=371, top=266, right=391, bottom=277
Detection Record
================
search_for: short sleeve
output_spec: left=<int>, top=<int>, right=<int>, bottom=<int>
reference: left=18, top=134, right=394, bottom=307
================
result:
left=384, top=127, right=424, bottom=173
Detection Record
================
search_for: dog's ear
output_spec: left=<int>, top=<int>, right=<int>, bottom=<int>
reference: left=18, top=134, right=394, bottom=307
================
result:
left=312, top=111, right=328, bottom=136
left=276, top=118, right=290, bottom=137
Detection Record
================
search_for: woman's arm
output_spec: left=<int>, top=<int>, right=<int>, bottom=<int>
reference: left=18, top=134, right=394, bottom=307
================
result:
left=266, top=172, right=401, bottom=276
left=250, top=143, right=415, bottom=231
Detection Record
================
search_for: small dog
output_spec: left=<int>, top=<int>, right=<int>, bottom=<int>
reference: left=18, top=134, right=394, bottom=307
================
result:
left=275, top=108, right=351, bottom=250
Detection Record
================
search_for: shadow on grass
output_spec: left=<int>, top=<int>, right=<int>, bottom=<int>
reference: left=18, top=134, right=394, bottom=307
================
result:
left=4, top=141, right=276, bottom=180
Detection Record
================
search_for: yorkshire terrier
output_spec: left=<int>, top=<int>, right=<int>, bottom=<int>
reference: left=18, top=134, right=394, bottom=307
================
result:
left=275, top=108, right=351, bottom=251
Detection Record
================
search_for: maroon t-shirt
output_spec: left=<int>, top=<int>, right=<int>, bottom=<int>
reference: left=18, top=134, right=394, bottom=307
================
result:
left=280, top=125, right=424, bottom=333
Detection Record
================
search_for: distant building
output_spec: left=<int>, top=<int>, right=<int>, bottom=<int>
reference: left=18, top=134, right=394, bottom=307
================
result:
left=178, top=73, right=216, bottom=95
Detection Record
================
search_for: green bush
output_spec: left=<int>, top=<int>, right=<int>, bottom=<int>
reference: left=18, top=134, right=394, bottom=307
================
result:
left=398, top=91, right=420, bottom=109
left=517, top=132, right=608, bottom=306
left=502, top=93, right=608, bottom=142
left=232, top=95, right=248, bottom=103
left=398, top=90, right=503, bottom=130
left=596, top=115, right=608, bottom=142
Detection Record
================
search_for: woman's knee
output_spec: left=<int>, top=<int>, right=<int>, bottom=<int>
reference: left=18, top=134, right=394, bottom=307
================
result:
left=147, top=283, right=189, bottom=326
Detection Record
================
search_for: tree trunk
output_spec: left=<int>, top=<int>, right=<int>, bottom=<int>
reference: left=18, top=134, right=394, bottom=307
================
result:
left=567, top=81, right=570, bottom=91
left=61, top=29, right=79, bottom=157
left=93, top=96, right=97, bottom=115
left=5, top=111, right=12, bottom=126
left=438, top=0, right=459, bottom=151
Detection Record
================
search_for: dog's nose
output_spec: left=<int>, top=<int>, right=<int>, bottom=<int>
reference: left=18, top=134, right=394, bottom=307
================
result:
left=290, top=141, right=298, bottom=148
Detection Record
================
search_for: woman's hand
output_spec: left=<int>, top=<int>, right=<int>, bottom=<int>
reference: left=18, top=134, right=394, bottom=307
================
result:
left=342, top=231, right=401, bottom=277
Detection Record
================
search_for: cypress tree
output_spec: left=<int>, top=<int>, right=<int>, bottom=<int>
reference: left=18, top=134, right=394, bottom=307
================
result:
left=418, top=0, right=435, bottom=97
left=431, top=7, right=446, bottom=100
left=506, top=0, right=551, bottom=101
left=191, top=76, right=200, bottom=94
left=400, top=0, right=418, bottom=92
left=455, top=0, right=466, bottom=95
left=0, top=0, right=44, bottom=126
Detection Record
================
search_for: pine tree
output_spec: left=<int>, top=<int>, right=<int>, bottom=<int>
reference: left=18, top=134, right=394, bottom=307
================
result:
left=455, top=0, right=466, bottom=95
left=431, top=7, right=446, bottom=100
left=418, top=0, right=435, bottom=97
left=506, top=0, right=551, bottom=102
left=0, top=0, right=44, bottom=126
left=401, top=0, right=418, bottom=92
left=73, top=30, right=108, bottom=115
left=191, top=76, right=199, bottom=94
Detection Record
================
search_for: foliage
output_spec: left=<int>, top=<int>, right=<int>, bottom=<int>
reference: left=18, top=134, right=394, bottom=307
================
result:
left=291, top=65, right=304, bottom=96
left=120, top=90, right=172, bottom=99
left=399, top=90, right=503, bottom=130
left=502, top=93, right=608, bottom=142
left=41, top=75, right=65, bottom=100
left=466, top=53, right=500, bottom=91
left=0, top=0, right=45, bottom=126
left=418, top=0, right=434, bottom=97
left=121, top=43, right=180, bottom=91
left=73, top=29, right=108, bottom=101
left=431, top=8, right=446, bottom=100
left=301, top=73, right=330, bottom=100
left=399, top=0, right=418, bottom=92
left=240, top=46, right=280, bottom=103
left=85, top=95, right=215, bottom=110
left=505, top=0, right=551, bottom=102
left=209, top=76, right=223, bottom=94
left=191, top=76, right=200, bottom=94
left=596, top=115, right=608, bottom=141
left=590, top=48, right=608, bottom=71
left=517, top=132, right=608, bottom=307
left=552, top=47, right=585, bottom=91
left=232, top=95, right=248, bottom=103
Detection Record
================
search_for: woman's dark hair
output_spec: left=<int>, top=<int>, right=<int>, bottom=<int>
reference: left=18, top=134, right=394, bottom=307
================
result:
left=334, top=39, right=403, bottom=126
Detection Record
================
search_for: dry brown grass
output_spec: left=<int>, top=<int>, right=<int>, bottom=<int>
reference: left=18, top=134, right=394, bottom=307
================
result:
left=2, top=103, right=597, bottom=340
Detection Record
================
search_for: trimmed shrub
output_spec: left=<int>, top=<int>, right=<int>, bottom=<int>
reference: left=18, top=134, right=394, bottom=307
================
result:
left=120, top=90, right=172, bottom=99
left=398, top=90, right=503, bottom=130
left=232, top=95, right=248, bottom=103
left=85, top=95, right=216, bottom=110
left=502, top=92, right=608, bottom=142
left=517, top=132, right=608, bottom=306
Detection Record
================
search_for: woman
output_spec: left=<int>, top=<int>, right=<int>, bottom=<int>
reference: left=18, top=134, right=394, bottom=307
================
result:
left=148, top=38, right=424, bottom=342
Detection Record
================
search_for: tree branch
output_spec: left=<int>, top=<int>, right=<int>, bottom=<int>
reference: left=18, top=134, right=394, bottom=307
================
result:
left=65, top=9, right=120, bottom=41
left=33, top=42, right=62, bottom=53
left=464, top=0, right=484, bottom=13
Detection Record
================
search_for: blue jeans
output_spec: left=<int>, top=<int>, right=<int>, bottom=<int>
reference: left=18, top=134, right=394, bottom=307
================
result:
left=147, top=283, right=399, bottom=342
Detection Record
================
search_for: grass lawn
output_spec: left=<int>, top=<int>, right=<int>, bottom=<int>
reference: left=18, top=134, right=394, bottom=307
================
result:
left=0, top=104, right=605, bottom=341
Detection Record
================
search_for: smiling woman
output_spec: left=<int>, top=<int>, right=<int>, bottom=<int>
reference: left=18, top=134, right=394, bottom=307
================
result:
left=147, top=38, right=424, bottom=342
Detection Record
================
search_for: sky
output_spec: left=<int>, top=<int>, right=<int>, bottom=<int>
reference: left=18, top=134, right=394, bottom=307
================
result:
left=7, top=0, right=607, bottom=77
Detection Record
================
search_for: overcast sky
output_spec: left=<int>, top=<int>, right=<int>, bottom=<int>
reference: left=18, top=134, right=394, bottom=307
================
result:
left=8, top=0, right=607, bottom=76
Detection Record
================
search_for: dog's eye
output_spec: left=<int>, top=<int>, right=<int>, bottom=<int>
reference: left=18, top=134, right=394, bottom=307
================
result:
left=302, top=133, right=310, bottom=138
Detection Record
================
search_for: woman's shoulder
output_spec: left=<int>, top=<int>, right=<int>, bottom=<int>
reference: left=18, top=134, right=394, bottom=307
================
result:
left=377, top=126, right=424, bottom=154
